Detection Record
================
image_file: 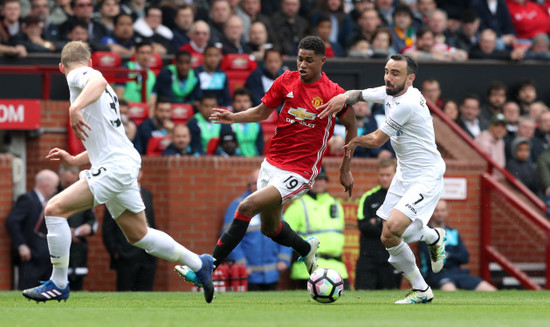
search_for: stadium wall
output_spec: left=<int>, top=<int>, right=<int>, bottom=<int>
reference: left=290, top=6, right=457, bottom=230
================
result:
left=0, top=100, right=540, bottom=291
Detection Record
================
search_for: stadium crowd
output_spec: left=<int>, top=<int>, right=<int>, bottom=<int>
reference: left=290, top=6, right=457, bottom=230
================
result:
left=5, top=0, right=550, bottom=291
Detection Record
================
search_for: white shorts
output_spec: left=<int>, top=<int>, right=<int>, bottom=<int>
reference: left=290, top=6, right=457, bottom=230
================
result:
left=80, top=163, right=145, bottom=219
left=258, top=159, right=313, bottom=204
left=376, top=175, right=443, bottom=225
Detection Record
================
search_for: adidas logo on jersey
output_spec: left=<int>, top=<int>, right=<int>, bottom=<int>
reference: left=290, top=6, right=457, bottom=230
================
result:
left=286, top=92, right=294, bottom=98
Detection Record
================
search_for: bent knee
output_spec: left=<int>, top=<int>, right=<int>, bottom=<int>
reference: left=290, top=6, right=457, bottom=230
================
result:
left=237, top=198, right=258, bottom=217
left=44, top=197, right=62, bottom=217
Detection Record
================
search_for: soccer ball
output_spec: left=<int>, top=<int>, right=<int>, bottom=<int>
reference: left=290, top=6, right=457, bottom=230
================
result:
left=307, top=268, right=344, bottom=303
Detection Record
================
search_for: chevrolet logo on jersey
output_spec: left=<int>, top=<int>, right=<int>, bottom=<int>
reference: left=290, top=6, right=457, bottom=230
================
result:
left=288, top=107, right=316, bottom=121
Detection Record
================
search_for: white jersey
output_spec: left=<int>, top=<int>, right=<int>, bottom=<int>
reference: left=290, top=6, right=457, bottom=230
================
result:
left=67, top=67, right=141, bottom=168
left=362, top=85, right=445, bottom=181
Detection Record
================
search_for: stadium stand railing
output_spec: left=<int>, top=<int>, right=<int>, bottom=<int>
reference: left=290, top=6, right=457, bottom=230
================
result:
left=428, top=99, right=550, bottom=290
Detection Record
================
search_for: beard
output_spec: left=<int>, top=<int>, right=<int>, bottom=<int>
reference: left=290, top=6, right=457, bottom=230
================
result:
left=386, top=82, right=406, bottom=96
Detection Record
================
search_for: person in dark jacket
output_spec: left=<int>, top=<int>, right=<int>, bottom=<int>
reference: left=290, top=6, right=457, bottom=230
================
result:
left=244, top=48, right=285, bottom=107
left=355, top=158, right=401, bottom=290
left=506, top=137, right=542, bottom=198
left=102, top=170, right=157, bottom=291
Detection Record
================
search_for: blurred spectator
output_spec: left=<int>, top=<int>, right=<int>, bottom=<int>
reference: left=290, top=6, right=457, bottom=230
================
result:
left=352, top=101, right=394, bottom=158
left=426, top=9, right=454, bottom=49
left=515, top=79, right=538, bottom=115
left=57, top=165, right=97, bottom=291
left=13, top=15, right=64, bottom=53
left=152, top=50, right=202, bottom=105
left=49, top=0, right=73, bottom=26
left=115, top=40, right=156, bottom=104
left=475, top=113, right=508, bottom=169
left=421, top=78, right=444, bottom=108
left=209, top=0, right=232, bottom=44
left=245, top=48, right=285, bottom=106
left=415, top=0, right=436, bottom=24
left=271, top=0, right=309, bottom=55
left=100, top=13, right=138, bottom=55
left=355, top=158, right=402, bottom=290
left=502, top=100, right=520, bottom=136
left=469, top=29, right=525, bottom=61
left=230, top=0, right=252, bottom=44
left=6, top=169, right=59, bottom=290
left=60, top=0, right=109, bottom=44
left=347, top=35, right=371, bottom=58
left=419, top=200, right=497, bottom=291
left=188, top=94, right=221, bottom=154
left=222, top=15, right=252, bottom=54
left=241, top=0, right=276, bottom=47
left=163, top=124, right=195, bottom=156
left=480, top=81, right=507, bottom=122
left=95, top=0, right=120, bottom=33
left=506, top=115, right=545, bottom=164
left=0, top=39, right=26, bottom=57
left=535, top=110, right=550, bottom=148
left=315, top=16, right=344, bottom=57
left=118, top=98, right=137, bottom=141
left=134, top=5, right=174, bottom=55
left=506, top=0, right=550, bottom=41
left=507, top=137, right=543, bottom=198
left=133, top=97, right=174, bottom=155
left=31, top=0, right=60, bottom=41
left=435, top=0, right=471, bottom=33
left=216, top=129, right=241, bottom=156
left=390, top=4, right=417, bottom=54
left=224, top=87, right=264, bottom=156
left=370, top=26, right=395, bottom=58
left=442, top=99, right=459, bottom=121
left=195, top=44, right=231, bottom=106
left=310, top=0, right=354, bottom=49
left=0, top=0, right=22, bottom=43
left=375, top=0, right=395, bottom=26
left=450, top=9, right=481, bottom=53
left=471, top=0, right=516, bottom=49
left=351, top=8, right=381, bottom=44
left=247, top=21, right=272, bottom=60
left=221, top=169, right=291, bottom=290
left=457, top=93, right=487, bottom=139
left=350, top=0, right=376, bottom=23
left=528, top=101, right=548, bottom=125
left=525, top=33, right=550, bottom=61
left=285, top=167, right=349, bottom=289
left=67, top=19, right=110, bottom=52
left=171, top=4, right=194, bottom=50
left=121, top=0, right=147, bottom=20
left=403, top=27, right=468, bottom=62
left=179, top=20, right=210, bottom=66
left=103, top=170, right=157, bottom=291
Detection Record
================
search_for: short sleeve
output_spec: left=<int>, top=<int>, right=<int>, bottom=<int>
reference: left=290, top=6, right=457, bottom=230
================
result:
left=380, top=103, right=414, bottom=137
left=361, top=86, right=386, bottom=104
left=67, top=67, right=100, bottom=90
left=261, top=72, right=286, bottom=109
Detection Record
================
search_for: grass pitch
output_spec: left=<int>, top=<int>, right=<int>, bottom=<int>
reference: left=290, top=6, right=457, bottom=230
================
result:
left=1, top=290, right=549, bottom=327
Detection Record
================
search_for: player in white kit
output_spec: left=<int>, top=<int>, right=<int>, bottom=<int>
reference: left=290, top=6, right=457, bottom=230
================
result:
left=22, top=41, right=214, bottom=303
left=318, top=54, right=447, bottom=304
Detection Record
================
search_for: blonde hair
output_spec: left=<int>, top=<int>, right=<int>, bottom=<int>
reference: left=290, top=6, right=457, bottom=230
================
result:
left=61, top=41, right=91, bottom=68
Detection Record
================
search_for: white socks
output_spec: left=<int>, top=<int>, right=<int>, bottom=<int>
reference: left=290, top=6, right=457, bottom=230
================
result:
left=46, top=216, right=71, bottom=289
left=402, top=219, right=439, bottom=244
left=387, top=240, right=428, bottom=291
left=133, top=228, right=202, bottom=271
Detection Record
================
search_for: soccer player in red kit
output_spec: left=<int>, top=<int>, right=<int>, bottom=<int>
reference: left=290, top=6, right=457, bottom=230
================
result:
left=175, top=36, right=357, bottom=283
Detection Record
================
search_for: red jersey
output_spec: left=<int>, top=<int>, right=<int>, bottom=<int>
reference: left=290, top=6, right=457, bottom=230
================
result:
left=262, top=71, right=348, bottom=181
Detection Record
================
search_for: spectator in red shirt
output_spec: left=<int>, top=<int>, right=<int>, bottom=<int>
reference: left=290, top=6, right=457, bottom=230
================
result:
left=506, top=0, right=550, bottom=40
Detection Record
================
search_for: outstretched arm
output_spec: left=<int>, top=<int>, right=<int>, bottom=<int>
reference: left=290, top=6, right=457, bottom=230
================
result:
left=46, top=148, right=90, bottom=166
left=337, top=107, right=357, bottom=197
left=210, top=102, right=275, bottom=124
left=318, top=90, right=364, bottom=119
left=343, top=129, right=390, bottom=158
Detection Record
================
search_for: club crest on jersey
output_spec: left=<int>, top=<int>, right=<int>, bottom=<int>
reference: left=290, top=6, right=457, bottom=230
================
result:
left=311, top=96, right=323, bottom=107
left=289, top=107, right=316, bottom=121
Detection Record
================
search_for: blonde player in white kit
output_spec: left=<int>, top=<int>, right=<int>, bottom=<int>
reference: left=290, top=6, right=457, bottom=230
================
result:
left=318, top=54, right=447, bottom=304
left=22, top=41, right=215, bottom=303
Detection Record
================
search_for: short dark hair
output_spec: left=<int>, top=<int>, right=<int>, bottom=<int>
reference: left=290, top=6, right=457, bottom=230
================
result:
left=372, top=27, right=393, bottom=46
left=201, top=93, right=219, bottom=103
left=416, top=26, right=433, bottom=39
left=156, top=96, right=172, bottom=106
left=175, top=50, right=192, bottom=61
left=68, top=18, right=89, bottom=33
left=393, top=4, right=413, bottom=19
left=298, top=36, right=325, bottom=56
left=378, top=158, right=396, bottom=170
left=114, top=13, right=133, bottom=26
left=390, top=54, right=417, bottom=75
left=233, top=87, right=251, bottom=99
left=135, top=40, right=153, bottom=51
left=462, top=93, right=481, bottom=104
left=263, top=47, right=282, bottom=61
left=487, top=81, right=507, bottom=95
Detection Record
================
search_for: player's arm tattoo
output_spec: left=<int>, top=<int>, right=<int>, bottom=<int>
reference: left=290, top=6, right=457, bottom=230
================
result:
left=344, top=90, right=364, bottom=106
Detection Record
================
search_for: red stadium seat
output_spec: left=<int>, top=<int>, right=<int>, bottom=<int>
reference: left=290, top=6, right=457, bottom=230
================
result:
left=206, top=137, right=220, bottom=155
left=260, top=110, right=278, bottom=138
left=66, top=114, right=86, bottom=156
left=127, top=102, right=149, bottom=126
left=146, top=136, right=171, bottom=156
left=220, top=54, right=257, bottom=96
left=149, top=53, right=164, bottom=76
left=172, top=103, right=194, bottom=125
left=91, top=51, right=121, bottom=68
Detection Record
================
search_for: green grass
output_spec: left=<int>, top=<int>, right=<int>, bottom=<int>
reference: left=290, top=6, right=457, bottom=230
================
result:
left=1, top=290, right=549, bottom=327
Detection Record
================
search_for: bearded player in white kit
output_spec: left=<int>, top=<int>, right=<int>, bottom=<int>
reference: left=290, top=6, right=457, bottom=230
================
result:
left=318, top=54, right=447, bottom=304
left=22, top=41, right=214, bottom=303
